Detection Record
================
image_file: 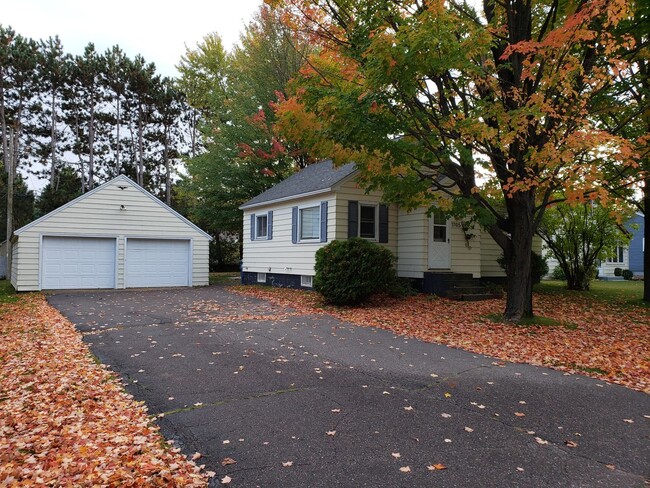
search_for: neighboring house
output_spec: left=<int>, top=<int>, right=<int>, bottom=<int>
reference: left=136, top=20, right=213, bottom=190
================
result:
left=10, top=175, right=211, bottom=292
left=544, top=212, right=645, bottom=280
left=598, top=212, right=644, bottom=280
left=240, top=160, right=540, bottom=297
left=626, top=212, right=644, bottom=278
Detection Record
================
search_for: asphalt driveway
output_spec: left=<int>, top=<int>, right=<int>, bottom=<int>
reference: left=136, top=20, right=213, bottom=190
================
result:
left=48, top=286, right=649, bottom=487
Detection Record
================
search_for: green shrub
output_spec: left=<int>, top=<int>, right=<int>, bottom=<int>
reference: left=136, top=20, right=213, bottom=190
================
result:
left=614, top=267, right=623, bottom=276
left=622, top=269, right=634, bottom=280
left=551, top=265, right=566, bottom=281
left=314, top=238, right=397, bottom=305
left=497, top=251, right=549, bottom=284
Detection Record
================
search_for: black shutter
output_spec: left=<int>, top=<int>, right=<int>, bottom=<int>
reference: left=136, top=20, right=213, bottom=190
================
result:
left=320, top=201, right=328, bottom=243
left=348, top=201, right=358, bottom=238
left=291, top=206, right=298, bottom=243
left=267, top=211, right=273, bottom=240
left=379, top=204, right=389, bottom=243
left=250, top=214, right=255, bottom=240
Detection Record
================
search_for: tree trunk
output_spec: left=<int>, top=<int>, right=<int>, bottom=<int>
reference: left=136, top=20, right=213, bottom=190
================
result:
left=50, top=90, right=57, bottom=186
left=115, top=96, right=120, bottom=175
left=502, top=192, right=535, bottom=322
left=643, top=173, right=650, bottom=302
left=0, top=68, right=6, bottom=168
left=88, top=105, right=95, bottom=190
left=137, top=105, right=144, bottom=186
left=5, top=129, right=14, bottom=281
left=164, top=126, right=171, bottom=205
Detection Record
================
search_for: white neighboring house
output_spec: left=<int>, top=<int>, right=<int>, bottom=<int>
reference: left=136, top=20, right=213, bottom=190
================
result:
left=240, top=160, right=541, bottom=296
left=10, top=175, right=211, bottom=291
left=598, top=243, right=629, bottom=280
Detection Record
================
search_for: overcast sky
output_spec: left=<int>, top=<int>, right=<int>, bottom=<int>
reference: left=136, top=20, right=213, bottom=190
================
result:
left=3, top=0, right=263, bottom=77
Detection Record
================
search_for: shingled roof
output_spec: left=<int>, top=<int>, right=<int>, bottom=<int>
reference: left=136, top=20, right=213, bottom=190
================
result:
left=240, top=160, right=357, bottom=209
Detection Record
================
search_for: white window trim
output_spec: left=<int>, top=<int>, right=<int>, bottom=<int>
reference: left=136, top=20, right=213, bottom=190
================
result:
left=256, top=214, right=268, bottom=240
left=358, top=203, right=378, bottom=241
left=301, top=275, right=313, bottom=287
left=606, top=243, right=625, bottom=264
left=257, top=272, right=267, bottom=283
left=298, top=204, right=321, bottom=242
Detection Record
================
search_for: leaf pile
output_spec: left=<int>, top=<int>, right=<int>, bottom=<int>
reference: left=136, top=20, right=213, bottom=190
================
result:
left=232, top=286, right=649, bottom=393
left=0, top=294, right=207, bottom=486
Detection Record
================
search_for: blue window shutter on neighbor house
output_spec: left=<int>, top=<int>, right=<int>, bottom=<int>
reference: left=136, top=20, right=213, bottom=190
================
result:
left=379, top=204, right=389, bottom=243
left=320, top=201, right=328, bottom=243
left=250, top=214, right=255, bottom=240
left=291, top=206, right=298, bottom=243
left=348, top=201, right=358, bottom=238
left=267, top=211, right=273, bottom=240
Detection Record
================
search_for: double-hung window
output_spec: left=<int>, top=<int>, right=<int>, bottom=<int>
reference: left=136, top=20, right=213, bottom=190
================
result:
left=256, top=214, right=268, bottom=239
left=299, top=206, right=320, bottom=241
left=359, top=204, right=377, bottom=239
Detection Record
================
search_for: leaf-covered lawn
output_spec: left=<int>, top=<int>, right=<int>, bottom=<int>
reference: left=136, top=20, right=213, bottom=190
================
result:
left=0, top=294, right=208, bottom=486
left=232, top=286, right=650, bottom=393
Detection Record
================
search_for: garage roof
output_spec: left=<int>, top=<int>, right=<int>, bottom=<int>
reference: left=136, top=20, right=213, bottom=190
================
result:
left=14, top=175, right=212, bottom=240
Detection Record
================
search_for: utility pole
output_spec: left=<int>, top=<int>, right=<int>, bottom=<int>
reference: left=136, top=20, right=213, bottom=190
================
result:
left=5, top=128, right=13, bottom=282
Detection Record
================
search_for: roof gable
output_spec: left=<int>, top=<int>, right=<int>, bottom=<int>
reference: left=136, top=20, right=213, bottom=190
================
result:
left=240, top=160, right=357, bottom=209
left=14, top=175, right=211, bottom=239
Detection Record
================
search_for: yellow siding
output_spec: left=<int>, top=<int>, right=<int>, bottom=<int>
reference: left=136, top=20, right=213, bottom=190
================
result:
left=334, top=178, right=398, bottom=254
left=242, top=193, right=337, bottom=276
left=481, top=233, right=543, bottom=278
left=13, top=178, right=209, bottom=291
left=450, top=221, right=481, bottom=278
left=397, top=208, right=428, bottom=278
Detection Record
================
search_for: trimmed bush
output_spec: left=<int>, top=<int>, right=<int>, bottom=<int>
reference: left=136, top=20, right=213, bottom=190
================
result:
left=497, top=251, right=549, bottom=284
left=614, top=267, right=623, bottom=276
left=314, top=238, right=397, bottom=305
left=622, top=269, right=634, bottom=280
left=551, top=265, right=566, bottom=281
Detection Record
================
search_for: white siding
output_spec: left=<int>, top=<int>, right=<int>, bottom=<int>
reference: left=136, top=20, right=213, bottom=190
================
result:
left=599, top=248, right=629, bottom=278
left=334, top=178, right=398, bottom=253
left=12, top=178, right=209, bottom=291
left=397, top=208, right=427, bottom=278
left=242, top=180, right=398, bottom=277
left=10, top=240, right=18, bottom=289
left=242, top=194, right=336, bottom=276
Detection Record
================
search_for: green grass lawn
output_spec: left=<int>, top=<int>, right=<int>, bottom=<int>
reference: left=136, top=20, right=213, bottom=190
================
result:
left=535, top=279, right=646, bottom=307
left=0, top=279, right=20, bottom=311
left=209, top=271, right=240, bottom=285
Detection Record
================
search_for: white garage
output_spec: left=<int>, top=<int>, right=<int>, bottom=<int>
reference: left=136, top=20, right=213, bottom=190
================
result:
left=9, top=175, right=211, bottom=291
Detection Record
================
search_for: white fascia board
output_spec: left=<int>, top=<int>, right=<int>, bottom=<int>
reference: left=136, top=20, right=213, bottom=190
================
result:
left=239, top=188, right=333, bottom=210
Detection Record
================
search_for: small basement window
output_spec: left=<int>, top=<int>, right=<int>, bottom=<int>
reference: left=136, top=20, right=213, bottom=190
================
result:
left=301, top=275, right=313, bottom=287
left=257, top=272, right=267, bottom=283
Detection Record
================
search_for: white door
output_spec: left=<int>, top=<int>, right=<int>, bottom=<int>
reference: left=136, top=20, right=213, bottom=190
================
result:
left=428, top=209, right=451, bottom=269
left=125, top=238, right=190, bottom=288
left=42, top=236, right=116, bottom=289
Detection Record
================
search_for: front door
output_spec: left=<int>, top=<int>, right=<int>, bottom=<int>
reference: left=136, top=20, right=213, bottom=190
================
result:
left=428, top=209, right=451, bottom=269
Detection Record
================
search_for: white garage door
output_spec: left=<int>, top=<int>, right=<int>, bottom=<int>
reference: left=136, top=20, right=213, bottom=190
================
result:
left=42, top=236, right=116, bottom=289
left=125, top=238, right=190, bottom=288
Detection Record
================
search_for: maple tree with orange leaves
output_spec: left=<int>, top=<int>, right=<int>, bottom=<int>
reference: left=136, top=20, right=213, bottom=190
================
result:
left=268, top=0, right=645, bottom=322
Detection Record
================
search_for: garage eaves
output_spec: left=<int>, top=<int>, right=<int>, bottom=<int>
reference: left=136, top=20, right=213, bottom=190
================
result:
left=14, top=175, right=213, bottom=241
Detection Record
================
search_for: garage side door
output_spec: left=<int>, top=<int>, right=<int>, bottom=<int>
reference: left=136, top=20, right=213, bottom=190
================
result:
left=125, top=238, right=190, bottom=288
left=42, top=236, right=116, bottom=289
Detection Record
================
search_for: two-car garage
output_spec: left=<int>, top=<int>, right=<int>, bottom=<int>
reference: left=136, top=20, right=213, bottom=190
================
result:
left=10, top=176, right=210, bottom=292
left=40, top=236, right=193, bottom=290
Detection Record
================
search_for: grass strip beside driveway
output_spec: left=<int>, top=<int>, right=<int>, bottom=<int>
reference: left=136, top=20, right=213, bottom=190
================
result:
left=232, top=285, right=650, bottom=393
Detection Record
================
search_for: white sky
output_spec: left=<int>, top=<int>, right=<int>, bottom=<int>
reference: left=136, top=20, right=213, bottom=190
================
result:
left=3, top=0, right=263, bottom=77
